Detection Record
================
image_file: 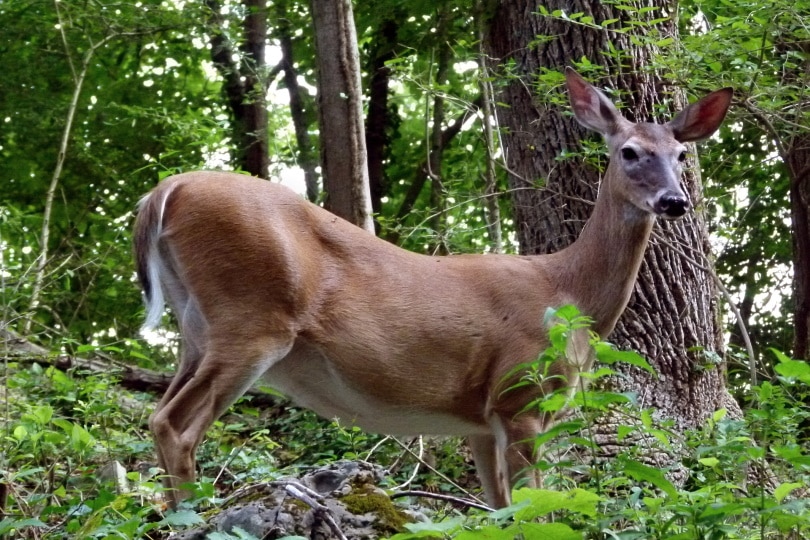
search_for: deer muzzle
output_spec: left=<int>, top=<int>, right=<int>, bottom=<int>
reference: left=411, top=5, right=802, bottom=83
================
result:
left=656, top=193, right=690, bottom=219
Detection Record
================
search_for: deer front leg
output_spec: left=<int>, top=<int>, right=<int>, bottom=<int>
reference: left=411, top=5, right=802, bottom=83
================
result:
left=469, top=414, right=542, bottom=508
left=468, top=433, right=509, bottom=508
left=500, top=414, right=542, bottom=494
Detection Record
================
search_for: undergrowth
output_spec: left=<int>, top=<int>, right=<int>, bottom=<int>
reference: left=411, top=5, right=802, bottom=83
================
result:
left=391, top=308, right=810, bottom=539
left=1, top=309, right=808, bottom=538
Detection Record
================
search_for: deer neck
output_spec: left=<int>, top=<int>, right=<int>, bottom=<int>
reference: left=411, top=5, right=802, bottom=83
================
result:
left=548, top=163, right=655, bottom=337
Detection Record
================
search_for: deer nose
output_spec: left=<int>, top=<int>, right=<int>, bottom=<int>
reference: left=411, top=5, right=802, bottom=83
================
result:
left=657, top=194, right=690, bottom=218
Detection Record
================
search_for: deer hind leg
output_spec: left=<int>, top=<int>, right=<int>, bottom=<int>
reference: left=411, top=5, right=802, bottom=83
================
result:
left=148, top=293, right=209, bottom=491
left=149, top=324, right=294, bottom=506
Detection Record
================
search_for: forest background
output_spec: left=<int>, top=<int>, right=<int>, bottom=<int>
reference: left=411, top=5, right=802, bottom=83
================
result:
left=1, top=0, right=809, bottom=538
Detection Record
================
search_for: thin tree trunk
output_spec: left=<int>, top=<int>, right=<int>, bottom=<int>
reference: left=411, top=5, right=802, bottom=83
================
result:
left=206, top=0, right=269, bottom=179
left=275, top=0, right=319, bottom=202
left=427, top=12, right=452, bottom=255
left=477, top=17, right=503, bottom=254
left=26, top=3, right=115, bottom=332
left=365, top=18, right=399, bottom=219
left=310, top=0, right=374, bottom=232
left=788, top=135, right=810, bottom=360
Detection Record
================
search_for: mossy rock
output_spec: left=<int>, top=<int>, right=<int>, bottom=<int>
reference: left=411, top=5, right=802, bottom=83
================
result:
left=340, top=490, right=412, bottom=535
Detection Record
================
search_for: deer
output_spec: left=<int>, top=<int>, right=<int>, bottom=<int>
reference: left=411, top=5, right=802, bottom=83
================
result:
left=133, top=68, right=732, bottom=509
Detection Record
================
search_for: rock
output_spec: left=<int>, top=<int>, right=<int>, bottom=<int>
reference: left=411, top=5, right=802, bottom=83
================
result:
left=174, top=461, right=412, bottom=539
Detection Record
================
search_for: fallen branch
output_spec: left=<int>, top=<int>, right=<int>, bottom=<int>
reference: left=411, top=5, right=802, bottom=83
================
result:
left=390, top=490, right=493, bottom=513
left=1, top=328, right=279, bottom=407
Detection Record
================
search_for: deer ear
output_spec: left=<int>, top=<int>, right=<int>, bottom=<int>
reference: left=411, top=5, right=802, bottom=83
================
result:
left=668, top=87, right=733, bottom=142
left=565, top=67, right=625, bottom=136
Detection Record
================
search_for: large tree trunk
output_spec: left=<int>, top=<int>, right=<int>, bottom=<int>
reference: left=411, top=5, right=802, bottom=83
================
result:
left=485, top=0, right=740, bottom=469
left=310, top=0, right=374, bottom=233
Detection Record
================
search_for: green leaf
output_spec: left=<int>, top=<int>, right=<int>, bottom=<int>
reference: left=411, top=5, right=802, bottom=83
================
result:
left=593, top=342, right=656, bottom=375
left=698, top=457, right=719, bottom=467
left=71, top=422, right=94, bottom=452
left=396, top=517, right=464, bottom=537
left=52, top=418, right=74, bottom=433
left=772, top=350, right=810, bottom=384
left=774, top=481, right=803, bottom=503
left=513, top=522, right=580, bottom=539
left=617, top=424, right=635, bottom=441
left=513, top=488, right=601, bottom=520
left=26, top=404, right=53, bottom=425
left=544, top=304, right=583, bottom=325
left=538, top=392, right=569, bottom=413
left=454, top=525, right=509, bottom=539
left=159, top=510, right=205, bottom=527
left=531, top=419, right=585, bottom=446
left=620, top=459, right=677, bottom=499
left=0, top=517, right=47, bottom=535
left=13, top=425, right=28, bottom=441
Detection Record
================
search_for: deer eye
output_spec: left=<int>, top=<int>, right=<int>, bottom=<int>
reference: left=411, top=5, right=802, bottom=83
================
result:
left=621, top=147, right=638, bottom=161
left=678, top=151, right=687, bottom=162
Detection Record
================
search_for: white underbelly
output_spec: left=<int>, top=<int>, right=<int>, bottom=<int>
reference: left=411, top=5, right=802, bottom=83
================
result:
left=259, top=346, right=488, bottom=437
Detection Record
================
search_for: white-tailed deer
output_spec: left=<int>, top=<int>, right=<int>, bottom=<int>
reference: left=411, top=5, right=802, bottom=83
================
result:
left=134, top=69, right=732, bottom=508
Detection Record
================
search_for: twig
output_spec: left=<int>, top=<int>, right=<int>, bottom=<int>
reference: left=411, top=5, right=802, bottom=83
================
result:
left=388, top=437, right=485, bottom=505
left=284, top=483, right=348, bottom=540
left=390, top=490, right=493, bottom=512
left=389, top=436, right=424, bottom=492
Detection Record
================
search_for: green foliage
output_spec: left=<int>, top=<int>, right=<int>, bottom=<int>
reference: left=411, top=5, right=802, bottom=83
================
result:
left=678, top=0, right=809, bottom=364
left=391, top=346, right=810, bottom=539
left=2, top=362, right=180, bottom=538
left=0, top=0, right=227, bottom=343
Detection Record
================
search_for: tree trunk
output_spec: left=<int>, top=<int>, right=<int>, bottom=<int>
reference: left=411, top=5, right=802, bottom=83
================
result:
left=241, top=0, right=269, bottom=179
left=275, top=0, right=319, bottom=202
left=427, top=10, right=452, bottom=255
left=788, top=137, right=810, bottom=360
left=206, top=0, right=269, bottom=179
left=310, top=0, right=374, bottom=233
left=485, top=0, right=740, bottom=467
left=365, top=17, right=399, bottom=219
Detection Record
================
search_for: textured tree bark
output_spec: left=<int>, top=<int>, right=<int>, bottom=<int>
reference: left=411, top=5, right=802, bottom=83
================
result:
left=484, top=0, right=741, bottom=469
left=241, top=0, right=269, bottom=179
left=310, top=0, right=374, bottom=233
